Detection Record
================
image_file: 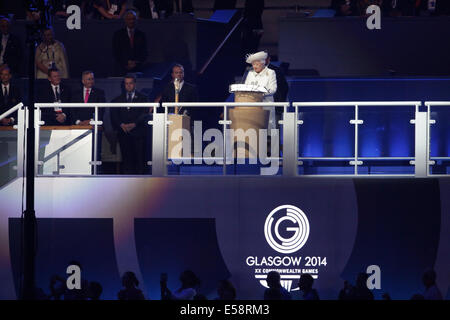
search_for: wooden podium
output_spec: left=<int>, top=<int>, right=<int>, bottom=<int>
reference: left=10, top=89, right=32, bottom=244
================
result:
left=229, top=84, right=270, bottom=158
left=167, top=113, right=191, bottom=158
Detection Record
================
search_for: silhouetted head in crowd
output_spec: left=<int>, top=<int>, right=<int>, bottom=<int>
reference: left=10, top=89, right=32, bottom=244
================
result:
left=0, top=17, right=11, bottom=36
left=217, top=280, right=236, bottom=300
left=266, top=271, right=281, bottom=289
left=422, top=269, right=437, bottom=289
left=118, top=271, right=145, bottom=300
left=179, top=270, right=200, bottom=289
left=122, top=271, right=140, bottom=289
left=47, top=68, right=61, bottom=86
left=124, top=74, right=136, bottom=93
left=356, top=272, right=368, bottom=288
left=299, top=274, right=314, bottom=292
left=124, top=10, right=137, bottom=29
left=88, top=281, right=103, bottom=300
left=82, top=71, right=95, bottom=89
left=410, top=293, right=425, bottom=300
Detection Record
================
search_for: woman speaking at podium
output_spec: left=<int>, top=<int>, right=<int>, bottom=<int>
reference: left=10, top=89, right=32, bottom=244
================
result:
left=244, top=51, right=277, bottom=129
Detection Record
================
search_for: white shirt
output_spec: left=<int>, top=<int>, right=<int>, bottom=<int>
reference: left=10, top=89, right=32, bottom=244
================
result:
left=126, top=90, right=136, bottom=109
left=174, top=80, right=184, bottom=93
left=2, top=83, right=14, bottom=123
left=51, top=83, right=62, bottom=112
left=2, top=83, right=9, bottom=97
left=244, top=66, right=277, bottom=102
left=0, top=34, right=9, bottom=64
left=84, top=87, right=91, bottom=99
left=127, top=27, right=134, bottom=39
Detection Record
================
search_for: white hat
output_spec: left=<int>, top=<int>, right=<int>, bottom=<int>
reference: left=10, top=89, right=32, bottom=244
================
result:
left=245, top=51, right=268, bottom=64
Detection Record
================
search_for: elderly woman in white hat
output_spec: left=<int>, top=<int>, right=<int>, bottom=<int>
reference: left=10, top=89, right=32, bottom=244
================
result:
left=244, top=51, right=277, bottom=129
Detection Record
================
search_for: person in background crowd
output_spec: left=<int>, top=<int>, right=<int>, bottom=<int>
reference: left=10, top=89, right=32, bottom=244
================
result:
left=416, top=0, right=450, bottom=16
left=110, top=74, right=150, bottom=175
left=112, top=10, right=148, bottom=76
left=36, top=67, right=72, bottom=125
left=133, top=0, right=161, bottom=19
left=263, top=271, right=291, bottom=300
left=0, top=17, right=23, bottom=75
left=422, top=269, right=443, bottom=300
left=331, top=0, right=359, bottom=16
left=0, top=66, right=21, bottom=126
left=93, top=0, right=126, bottom=19
left=35, top=27, right=69, bottom=79
left=298, top=274, right=320, bottom=300
left=161, top=270, right=200, bottom=300
left=382, top=0, right=416, bottom=16
left=118, top=271, right=145, bottom=300
left=71, top=70, right=106, bottom=125
left=216, top=280, right=237, bottom=300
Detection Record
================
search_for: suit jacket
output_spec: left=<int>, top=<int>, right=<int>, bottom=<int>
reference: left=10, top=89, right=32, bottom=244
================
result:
left=112, top=28, right=148, bottom=76
left=71, top=86, right=106, bottom=124
left=36, top=82, right=72, bottom=126
left=160, top=81, right=198, bottom=116
left=110, top=90, right=149, bottom=137
left=0, top=82, right=22, bottom=124
left=0, top=33, right=23, bottom=75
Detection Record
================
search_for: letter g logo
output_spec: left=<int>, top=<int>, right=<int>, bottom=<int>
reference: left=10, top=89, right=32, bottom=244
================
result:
left=264, top=205, right=310, bottom=254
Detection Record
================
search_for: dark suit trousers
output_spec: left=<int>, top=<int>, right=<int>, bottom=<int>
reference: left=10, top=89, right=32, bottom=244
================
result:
left=118, top=132, right=146, bottom=175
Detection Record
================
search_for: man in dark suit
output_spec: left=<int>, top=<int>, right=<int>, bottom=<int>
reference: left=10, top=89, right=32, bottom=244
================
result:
left=112, top=10, right=148, bottom=76
left=36, top=67, right=72, bottom=126
left=161, top=63, right=198, bottom=116
left=111, top=74, right=150, bottom=174
left=71, top=70, right=106, bottom=125
left=0, top=66, right=21, bottom=126
left=0, top=17, right=23, bottom=75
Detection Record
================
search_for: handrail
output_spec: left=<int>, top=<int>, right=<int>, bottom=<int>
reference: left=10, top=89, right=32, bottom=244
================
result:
left=424, top=101, right=450, bottom=106
left=162, top=102, right=289, bottom=107
left=198, top=16, right=244, bottom=75
left=0, top=102, right=23, bottom=120
left=293, top=101, right=421, bottom=107
left=35, top=103, right=159, bottom=109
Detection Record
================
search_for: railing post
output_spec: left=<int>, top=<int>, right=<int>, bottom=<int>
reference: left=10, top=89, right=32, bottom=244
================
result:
left=151, top=112, right=167, bottom=176
left=282, top=111, right=297, bottom=177
left=414, top=104, right=428, bottom=177
left=16, top=106, right=26, bottom=178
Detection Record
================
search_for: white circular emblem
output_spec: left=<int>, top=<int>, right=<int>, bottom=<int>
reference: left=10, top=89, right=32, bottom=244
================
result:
left=264, top=205, right=310, bottom=254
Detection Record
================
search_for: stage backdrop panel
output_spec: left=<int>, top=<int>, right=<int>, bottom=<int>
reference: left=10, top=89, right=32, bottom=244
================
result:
left=0, top=176, right=449, bottom=299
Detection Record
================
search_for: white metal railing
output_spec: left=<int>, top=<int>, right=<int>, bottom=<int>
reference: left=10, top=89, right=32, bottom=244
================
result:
left=34, top=103, right=159, bottom=175
left=425, top=101, right=450, bottom=176
left=161, top=102, right=290, bottom=175
left=292, top=101, right=423, bottom=176
left=2, top=101, right=448, bottom=178
left=0, top=102, right=23, bottom=121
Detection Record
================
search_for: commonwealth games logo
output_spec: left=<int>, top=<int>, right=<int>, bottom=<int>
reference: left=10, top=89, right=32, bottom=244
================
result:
left=264, top=205, right=310, bottom=254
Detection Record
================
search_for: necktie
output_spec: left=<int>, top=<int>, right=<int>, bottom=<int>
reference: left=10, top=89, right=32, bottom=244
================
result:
left=3, top=86, right=7, bottom=104
left=129, top=29, right=134, bottom=48
left=84, top=88, right=90, bottom=103
left=127, top=92, right=132, bottom=102
left=55, top=86, right=60, bottom=102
